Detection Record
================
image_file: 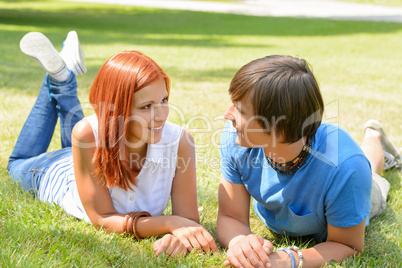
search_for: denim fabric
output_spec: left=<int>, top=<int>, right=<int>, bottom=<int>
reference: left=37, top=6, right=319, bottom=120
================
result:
left=7, top=73, right=83, bottom=193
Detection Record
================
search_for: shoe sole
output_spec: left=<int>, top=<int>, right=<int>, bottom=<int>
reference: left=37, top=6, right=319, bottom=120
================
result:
left=20, top=32, right=65, bottom=76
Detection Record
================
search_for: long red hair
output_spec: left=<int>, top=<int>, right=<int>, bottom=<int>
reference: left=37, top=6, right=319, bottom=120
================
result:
left=89, top=51, right=170, bottom=190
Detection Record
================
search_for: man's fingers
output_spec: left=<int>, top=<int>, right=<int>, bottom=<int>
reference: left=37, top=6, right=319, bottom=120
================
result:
left=262, top=240, right=273, bottom=255
left=241, top=246, right=265, bottom=268
left=249, top=237, right=270, bottom=266
left=225, top=235, right=273, bottom=268
left=227, top=248, right=247, bottom=268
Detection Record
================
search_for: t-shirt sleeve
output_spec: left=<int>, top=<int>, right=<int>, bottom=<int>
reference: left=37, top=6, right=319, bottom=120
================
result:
left=220, top=122, right=243, bottom=184
left=324, top=155, right=372, bottom=228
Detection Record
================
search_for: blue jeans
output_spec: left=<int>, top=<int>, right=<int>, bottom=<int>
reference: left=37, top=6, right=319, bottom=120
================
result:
left=7, top=73, right=84, bottom=193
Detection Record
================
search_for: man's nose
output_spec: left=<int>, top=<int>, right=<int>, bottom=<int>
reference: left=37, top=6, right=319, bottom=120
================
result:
left=224, top=103, right=236, bottom=121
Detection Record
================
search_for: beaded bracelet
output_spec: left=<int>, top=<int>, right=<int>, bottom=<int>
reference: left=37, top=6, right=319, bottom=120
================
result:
left=277, top=247, right=296, bottom=268
left=288, top=246, right=303, bottom=268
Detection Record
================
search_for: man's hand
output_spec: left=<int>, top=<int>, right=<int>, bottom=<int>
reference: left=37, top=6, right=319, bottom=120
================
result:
left=224, top=234, right=273, bottom=268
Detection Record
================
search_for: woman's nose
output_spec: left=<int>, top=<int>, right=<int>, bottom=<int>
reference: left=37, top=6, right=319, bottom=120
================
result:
left=153, top=104, right=169, bottom=121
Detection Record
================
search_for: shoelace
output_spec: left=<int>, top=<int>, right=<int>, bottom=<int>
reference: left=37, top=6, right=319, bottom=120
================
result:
left=383, top=151, right=398, bottom=170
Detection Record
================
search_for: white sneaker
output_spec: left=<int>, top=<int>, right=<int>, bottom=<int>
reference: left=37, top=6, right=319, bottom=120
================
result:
left=364, top=119, right=402, bottom=170
left=59, top=31, right=86, bottom=75
left=383, top=151, right=398, bottom=170
left=20, top=32, right=68, bottom=81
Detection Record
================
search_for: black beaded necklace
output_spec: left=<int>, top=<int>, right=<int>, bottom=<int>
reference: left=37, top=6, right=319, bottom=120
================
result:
left=265, top=138, right=312, bottom=175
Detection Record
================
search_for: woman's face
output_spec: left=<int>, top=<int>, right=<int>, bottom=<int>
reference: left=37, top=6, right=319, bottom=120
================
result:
left=127, top=78, right=169, bottom=148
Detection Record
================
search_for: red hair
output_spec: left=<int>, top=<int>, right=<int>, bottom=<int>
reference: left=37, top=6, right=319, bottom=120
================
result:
left=89, top=51, right=170, bottom=190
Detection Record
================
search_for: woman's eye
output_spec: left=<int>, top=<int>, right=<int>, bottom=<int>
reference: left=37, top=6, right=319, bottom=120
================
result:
left=141, top=104, right=151, bottom=110
left=161, top=97, right=168, bottom=104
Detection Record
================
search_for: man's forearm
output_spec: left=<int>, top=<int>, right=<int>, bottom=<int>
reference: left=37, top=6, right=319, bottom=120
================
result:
left=217, top=214, right=252, bottom=248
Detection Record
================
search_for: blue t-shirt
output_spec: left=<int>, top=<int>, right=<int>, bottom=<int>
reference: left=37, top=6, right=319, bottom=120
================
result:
left=220, top=122, right=372, bottom=242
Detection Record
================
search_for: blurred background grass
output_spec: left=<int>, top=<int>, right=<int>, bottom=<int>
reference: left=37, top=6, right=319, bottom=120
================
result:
left=334, top=0, right=402, bottom=6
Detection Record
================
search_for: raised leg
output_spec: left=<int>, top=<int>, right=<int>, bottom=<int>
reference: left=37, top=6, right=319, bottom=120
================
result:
left=363, top=120, right=401, bottom=172
left=7, top=31, right=86, bottom=192
left=48, top=73, right=84, bottom=148
left=9, top=75, right=58, bottom=162
left=360, top=128, right=384, bottom=175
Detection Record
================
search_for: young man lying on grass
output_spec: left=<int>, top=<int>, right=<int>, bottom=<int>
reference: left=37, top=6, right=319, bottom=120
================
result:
left=217, top=55, right=400, bottom=268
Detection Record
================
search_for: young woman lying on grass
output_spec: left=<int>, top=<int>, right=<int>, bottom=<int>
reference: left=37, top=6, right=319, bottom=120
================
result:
left=8, top=31, right=217, bottom=257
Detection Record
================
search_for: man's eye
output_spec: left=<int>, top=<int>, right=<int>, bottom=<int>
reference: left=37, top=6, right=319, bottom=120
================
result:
left=235, top=106, right=244, bottom=114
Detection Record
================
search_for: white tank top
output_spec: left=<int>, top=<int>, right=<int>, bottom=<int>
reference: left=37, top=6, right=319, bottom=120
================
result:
left=59, top=114, right=183, bottom=222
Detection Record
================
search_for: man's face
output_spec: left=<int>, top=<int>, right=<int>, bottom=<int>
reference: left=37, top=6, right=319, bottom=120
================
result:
left=223, top=98, right=277, bottom=148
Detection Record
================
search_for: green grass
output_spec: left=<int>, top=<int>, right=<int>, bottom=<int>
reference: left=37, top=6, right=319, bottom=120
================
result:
left=0, top=0, right=401, bottom=267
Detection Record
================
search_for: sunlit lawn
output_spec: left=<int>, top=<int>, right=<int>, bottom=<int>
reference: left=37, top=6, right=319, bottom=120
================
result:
left=0, top=0, right=401, bottom=267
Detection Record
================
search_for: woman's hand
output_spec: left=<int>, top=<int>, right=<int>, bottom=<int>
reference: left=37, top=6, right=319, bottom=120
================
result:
left=153, top=234, right=188, bottom=257
left=153, top=216, right=218, bottom=258
left=168, top=216, right=218, bottom=255
left=224, top=234, right=273, bottom=268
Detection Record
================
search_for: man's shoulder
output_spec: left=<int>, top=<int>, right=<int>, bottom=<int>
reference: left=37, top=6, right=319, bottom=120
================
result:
left=312, top=122, right=369, bottom=168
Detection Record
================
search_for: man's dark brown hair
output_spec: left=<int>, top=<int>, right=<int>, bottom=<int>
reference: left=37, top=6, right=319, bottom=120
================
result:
left=229, top=55, right=324, bottom=143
